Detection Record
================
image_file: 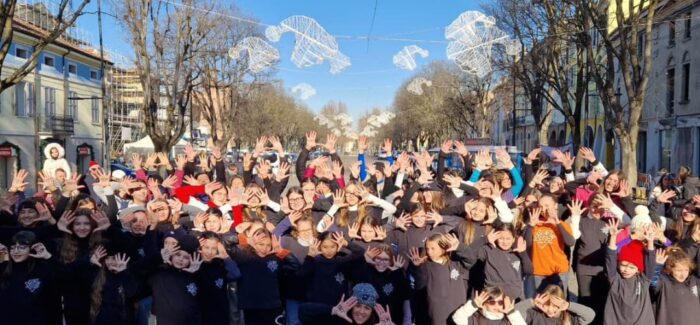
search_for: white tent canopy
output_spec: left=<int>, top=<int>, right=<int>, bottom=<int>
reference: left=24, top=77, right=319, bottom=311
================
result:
left=123, top=136, right=189, bottom=157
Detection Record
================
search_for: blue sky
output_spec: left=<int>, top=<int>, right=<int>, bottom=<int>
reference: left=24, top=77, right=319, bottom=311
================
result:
left=78, top=0, right=485, bottom=119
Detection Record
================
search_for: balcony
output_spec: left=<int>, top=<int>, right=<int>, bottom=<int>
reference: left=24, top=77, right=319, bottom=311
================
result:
left=48, top=115, right=74, bottom=135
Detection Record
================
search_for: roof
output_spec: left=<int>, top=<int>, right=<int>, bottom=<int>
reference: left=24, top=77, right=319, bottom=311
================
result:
left=12, top=18, right=113, bottom=65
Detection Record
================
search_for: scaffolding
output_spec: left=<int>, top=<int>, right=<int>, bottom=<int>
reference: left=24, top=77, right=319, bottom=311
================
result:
left=104, top=51, right=144, bottom=158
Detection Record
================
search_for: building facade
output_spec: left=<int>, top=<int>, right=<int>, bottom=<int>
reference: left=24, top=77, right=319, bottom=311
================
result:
left=0, top=3, right=107, bottom=190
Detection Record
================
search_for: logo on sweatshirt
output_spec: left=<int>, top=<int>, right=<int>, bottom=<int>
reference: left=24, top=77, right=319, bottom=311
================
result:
left=138, top=248, right=145, bottom=257
left=635, top=283, right=641, bottom=296
left=186, top=282, right=198, bottom=296
left=383, top=283, right=394, bottom=295
left=450, top=268, right=460, bottom=280
left=512, top=260, right=521, bottom=271
left=25, top=278, right=41, bottom=293
left=215, top=278, right=224, bottom=289
left=533, top=229, right=556, bottom=245
left=267, top=260, right=279, bottom=272
left=692, top=285, right=698, bottom=297
left=335, top=272, right=345, bottom=284
left=601, top=226, right=609, bottom=236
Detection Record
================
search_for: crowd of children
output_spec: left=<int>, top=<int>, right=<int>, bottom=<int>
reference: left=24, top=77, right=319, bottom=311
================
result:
left=1, top=133, right=699, bottom=325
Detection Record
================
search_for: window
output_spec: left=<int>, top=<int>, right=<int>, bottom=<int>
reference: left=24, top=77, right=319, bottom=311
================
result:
left=43, top=55, right=55, bottom=67
left=669, top=20, right=676, bottom=46
left=682, top=63, right=690, bottom=102
left=15, top=46, right=28, bottom=59
left=90, top=70, right=98, bottom=80
left=68, top=63, right=77, bottom=75
left=637, top=31, right=645, bottom=57
left=15, top=82, right=35, bottom=117
left=44, top=87, right=56, bottom=117
left=91, top=97, right=100, bottom=123
left=68, top=91, right=77, bottom=118
left=685, top=12, right=692, bottom=38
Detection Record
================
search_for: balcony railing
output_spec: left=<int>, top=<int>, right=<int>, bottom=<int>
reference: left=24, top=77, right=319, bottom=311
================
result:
left=49, top=115, right=74, bottom=135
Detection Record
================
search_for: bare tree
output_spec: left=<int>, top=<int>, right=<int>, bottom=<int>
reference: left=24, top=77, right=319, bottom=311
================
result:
left=0, top=0, right=90, bottom=92
left=443, top=70, right=494, bottom=139
left=580, top=0, right=658, bottom=185
left=115, top=0, right=215, bottom=152
left=191, top=5, right=270, bottom=151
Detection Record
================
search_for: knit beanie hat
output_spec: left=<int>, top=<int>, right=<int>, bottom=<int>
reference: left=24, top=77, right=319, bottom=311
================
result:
left=12, top=231, right=37, bottom=246
left=618, top=240, right=646, bottom=272
left=630, top=205, right=652, bottom=233
left=352, top=283, right=379, bottom=307
left=177, top=235, right=200, bottom=255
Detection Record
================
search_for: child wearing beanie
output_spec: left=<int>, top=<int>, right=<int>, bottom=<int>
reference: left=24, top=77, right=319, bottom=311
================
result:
left=603, top=218, right=656, bottom=325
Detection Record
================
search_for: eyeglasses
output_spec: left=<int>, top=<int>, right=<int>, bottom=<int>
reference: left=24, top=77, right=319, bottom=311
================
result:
left=486, top=299, right=505, bottom=306
left=289, top=197, right=305, bottom=203
left=374, top=257, right=391, bottom=262
left=10, top=244, right=29, bottom=251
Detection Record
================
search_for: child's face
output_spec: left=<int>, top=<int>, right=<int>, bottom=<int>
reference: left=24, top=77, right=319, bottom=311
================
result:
left=469, top=202, right=487, bottom=222
left=604, top=175, right=620, bottom=193
left=55, top=170, right=66, bottom=182
left=411, top=211, right=426, bottom=228
left=483, top=294, right=505, bottom=313
left=199, top=238, right=218, bottom=262
left=681, top=206, right=698, bottom=223
left=496, top=231, right=515, bottom=251
left=373, top=252, right=391, bottom=272
left=72, top=215, right=93, bottom=238
left=10, top=243, right=30, bottom=263
left=211, top=189, right=227, bottom=205
left=50, top=148, right=59, bottom=159
left=670, top=263, right=691, bottom=283
left=549, top=177, right=564, bottom=193
left=130, top=212, right=149, bottom=235
left=105, top=255, right=120, bottom=272
left=425, top=240, right=445, bottom=262
left=360, top=224, right=375, bottom=242
left=295, top=220, right=314, bottom=242
left=252, top=236, right=272, bottom=257
left=320, top=239, right=338, bottom=259
left=618, top=261, right=639, bottom=279
left=164, top=237, right=178, bottom=250
left=541, top=298, right=563, bottom=318
left=204, top=216, right=222, bottom=232
left=171, top=250, right=192, bottom=269
left=351, top=304, right=373, bottom=324
left=500, top=176, right=512, bottom=189
left=18, top=208, right=39, bottom=227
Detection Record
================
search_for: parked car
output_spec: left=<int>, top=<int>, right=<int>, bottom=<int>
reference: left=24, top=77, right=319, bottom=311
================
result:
left=110, top=161, right=135, bottom=177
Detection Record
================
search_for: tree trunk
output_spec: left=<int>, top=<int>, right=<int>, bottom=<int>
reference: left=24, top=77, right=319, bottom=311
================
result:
left=619, top=133, right=638, bottom=186
left=538, top=105, right=553, bottom=146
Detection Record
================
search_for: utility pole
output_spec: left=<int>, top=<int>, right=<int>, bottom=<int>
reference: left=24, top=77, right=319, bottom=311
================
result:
left=511, top=66, right=516, bottom=146
left=97, top=0, right=108, bottom=170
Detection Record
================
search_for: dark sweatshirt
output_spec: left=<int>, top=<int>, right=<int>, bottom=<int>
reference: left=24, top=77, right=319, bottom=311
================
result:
left=0, top=259, right=60, bottom=325
left=651, top=272, right=700, bottom=325
left=465, top=236, right=533, bottom=300
left=353, top=263, right=410, bottom=323
left=149, top=266, right=203, bottom=325
left=603, top=247, right=655, bottom=325
left=91, top=269, right=141, bottom=325
left=575, top=217, right=609, bottom=276
left=299, top=244, right=364, bottom=306
left=196, top=258, right=240, bottom=325
left=412, top=258, right=470, bottom=325
left=229, top=247, right=300, bottom=310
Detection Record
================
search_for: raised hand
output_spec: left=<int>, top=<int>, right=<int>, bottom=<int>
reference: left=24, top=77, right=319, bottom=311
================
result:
left=443, top=174, right=462, bottom=189
left=144, top=152, right=158, bottom=170
left=131, top=153, right=143, bottom=170
left=184, top=143, right=197, bottom=162
left=63, top=173, right=85, bottom=195
left=526, top=147, right=542, bottom=163
left=487, top=230, right=501, bottom=247
left=194, top=212, right=209, bottom=229
left=382, top=138, right=393, bottom=156
left=331, top=232, right=348, bottom=251
left=440, top=233, right=460, bottom=252
left=607, top=218, right=621, bottom=246
left=34, top=202, right=55, bottom=224
left=210, top=146, right=222, bottom=162
left=657, top=189, right=677, bottom=204
left=548, top=295, right=569, bottom=314
left=528, top=207, right=542, bottom=227
left=324, top=133, right=338, bottom=154
left=357, top=136, right=368, bottom=154
left=57, top=210, right=76, bottom=234
left=91, top=245, right=107, bottom=266
left=440, top=139, right=453, bottom=154
left=348, top=222, right=361, bottom=239
left=473, top=290, right=490, bottom=309
left=530, top=169, right=549, bottom=188
left=9, top=169, right=29, bottom=192
left=533, top=293, right=550, bottom=311
left=374, top=226, right=387, bottom=241
left=332, top=160, right=343, bottom=179
left=184, top=252, right=203, bottom=273
left=578, top=147, right=596, bottom=163
left=513, top=236, right=527, bottom=253
left=656, top=248, right=669, bottom=265
left=305, top=131, right=318, bottom=151
left=161, top=174, right=179, bottom=189
left=426, top=211, right=443, bottom=227
left=307, top=238, right=321, bottom=257
left=454, top=140, right=469, bottom=157
left=567, top=199, right=587, bottom=217
left=37, top=171, right=56, bottom=191
left=161, top=245, right=179, bottom=264
left=389, top=255, right=406, bottom=271
left=29, top=243, right=52, bottom=260
left=613, top=179, right=631, bottom=198
left=331, top=294, right=357, bottom=323
left=91, top=211, right=111, bottom=233
left=495, top=148, right=514, bottom=169
left=364, top=246, right=381, bottom=264
left=253, top=136, right=268, bottom=157
left=394, top=213, right=411, bottom=232
left=333, top=189, right=347, bottom=208
left=277, top=161, right=291, bottom=182
left=350, top=161, right=361, bottom=179
left=374, top=304, right=393, bottom=325
left=204, top=182, right=223, bottom=197
left=408, top=247, right=427, bottom=266
left=111, top=253, right=130, bottom=273
left=269, top=136, right=284, bottom=155
left=500, top=295, right=515, bottom=314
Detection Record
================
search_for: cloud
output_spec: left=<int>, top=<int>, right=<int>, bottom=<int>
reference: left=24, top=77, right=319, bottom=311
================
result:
left=291, top=83, right=317, bottom=100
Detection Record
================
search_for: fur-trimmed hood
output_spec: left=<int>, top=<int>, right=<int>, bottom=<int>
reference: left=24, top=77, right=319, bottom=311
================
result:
left=44, top=143, right=65, bottom=160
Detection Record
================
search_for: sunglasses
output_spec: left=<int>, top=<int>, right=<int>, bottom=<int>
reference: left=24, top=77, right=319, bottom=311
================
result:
left=486, top=299, right=505, bottom=306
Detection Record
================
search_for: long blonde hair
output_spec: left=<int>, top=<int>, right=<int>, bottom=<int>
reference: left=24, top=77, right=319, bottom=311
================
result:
left=540, top=285, right=571, bottom=325
left=338, top=181, right=369, bottom=228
